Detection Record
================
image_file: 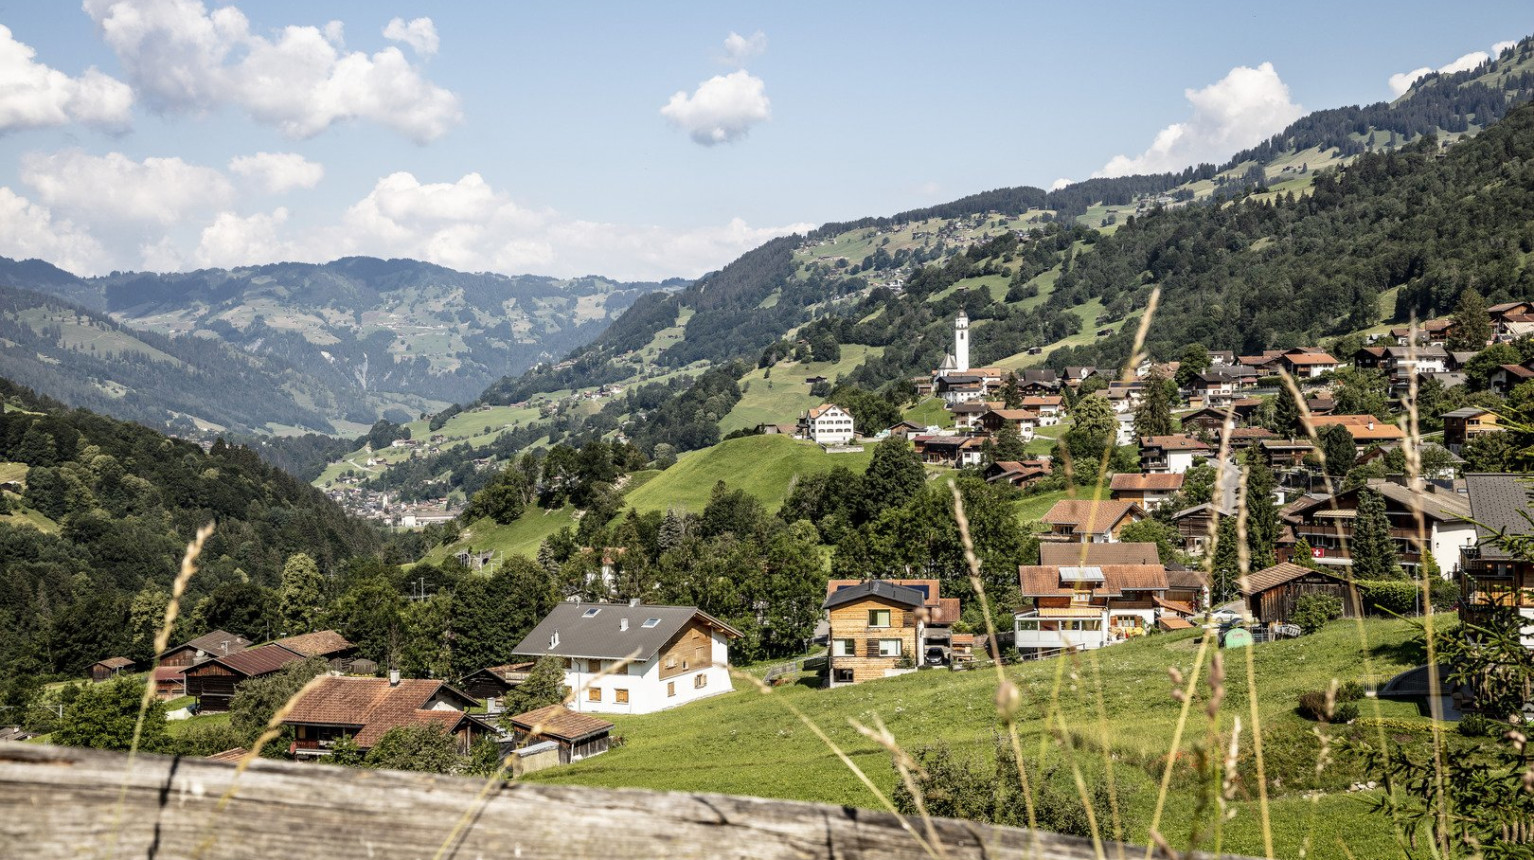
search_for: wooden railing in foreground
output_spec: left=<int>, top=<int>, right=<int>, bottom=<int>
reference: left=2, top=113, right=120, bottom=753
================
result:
left=0, top=743, right=1253, bottom=859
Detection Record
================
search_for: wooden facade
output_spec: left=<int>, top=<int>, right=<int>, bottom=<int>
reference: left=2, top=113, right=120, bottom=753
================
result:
left=182, top=662, right=240, bottom=711
left=826, top=596, right=919, bottom=685
left=659, top=623, right=714, bottom=681
left=1244, top=567, right=1356, bottom=624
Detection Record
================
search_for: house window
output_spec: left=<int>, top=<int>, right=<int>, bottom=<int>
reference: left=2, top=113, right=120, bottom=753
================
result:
left=868, top=609, right=891, bottom=628
left=832, top=638, right=854, bottom=657
left=588, top=687, right=601, bottom=702
left=878, top=639, right=902, bottom=657
left=667, top=681, right=676, bottom=697
left=833, top=668, right=854, bottom=683
left=1017, top=619, right=1039, bottom=631
left=694, top=673, right=708, bottom=689
left=615, top=689, right=629, bottom=704
left=587, top=659, right=602, bottom=673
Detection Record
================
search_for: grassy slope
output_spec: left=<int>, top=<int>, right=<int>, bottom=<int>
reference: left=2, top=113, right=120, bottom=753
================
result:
left=529, top=617, right=1431, bottom=859
left=721, top=345, right=886, bottom=434
left=625, top=434, right=874, bottom=515
left=423, top=506, right=579, bottom=564
left=1012, top=483, right=1108, bottom=527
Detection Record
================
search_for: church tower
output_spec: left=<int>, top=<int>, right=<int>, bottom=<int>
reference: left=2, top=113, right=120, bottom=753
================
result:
left=954, top=310, right=969, bottom=373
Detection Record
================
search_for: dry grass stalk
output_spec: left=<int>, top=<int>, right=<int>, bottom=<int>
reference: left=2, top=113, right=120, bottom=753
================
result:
left=949, top=482, right=1041, bottom=846
left=728, top=666, right=947, bottom=860
left=102, top=522, right=214, bottom=860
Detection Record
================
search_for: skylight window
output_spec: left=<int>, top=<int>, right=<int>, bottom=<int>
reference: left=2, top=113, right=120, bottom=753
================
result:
left=582, top=607, right=602, bottom=618
left=642, top=618, right=661, bottom=628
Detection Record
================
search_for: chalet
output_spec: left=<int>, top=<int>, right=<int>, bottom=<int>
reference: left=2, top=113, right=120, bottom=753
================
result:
left=183, top=644, right=308, bottom=712
left=1391, top=319, right=1455, bottom=346
left=1489, top=362, right=1534, bottom=395
left=823, top=581, right=923, bottom=686
left=935, top=374, right=987, bottom=405
left=1418, top=370, right=1467, bottom=390
left=1040, top=499, right=1146, bottom=543
left=88, top=657, right=134, bottom=682
left=1104, top=388, right=1137, bottom=414
left=1109, top=472, right=1184, bottom=507
left=1242, top=563, right=1356, bottom=624
left=977, top=408, right=1038, bottom=440
left=1138, top=435, right=1211, bottom=474
left=1020, top=395, right=1065, bottom=425
left=1208, top=350, right=1236, bottom=367
left=1447, top=351, right=1479, bottom=372
left=506, top=704, right=614, bottom=768
left=801, top=404, right=856, bottom=445
left=1442, top=407, right=1502, bottom=455
left=984, top=459, right=1052, bottom=488
left=1062, top=366, right=1100, bottom=389
left=885, top=420, right=928, bottom=440
left=1458, top=473, right=1534, bottom=642
left=1352, top=347, right=1388, bottom=371
left=456, top=662, right=533, bottom=714
left=1281, top=479, right=1475, bottom=576
left=510, top=603, right=740, bottom=714
left=1309, top=415, right=1405, bottom=452
left=1307, top=398, right=1337, bottom=416
left=1381, top=345, right=1449, bottom=392
left=1260, top=438, right=1314, bottom=468
left=1014, top=564, right=1170, bottom=657
left=913, top=435, right=985, bottom=468
left=1278, top=349, right=1339, bottom=378
left=273, top=630, right=356, bottom=671
left=1017, top=369, right=1062, bottom=396
left=158, top=630, right=252, bottom=669
left=1237, top=351, right=1285, bottom=374
left=1180, top=400, right=1262, bottom=432
left=1186, top=371, right=1241, bottom=407
left=1170, top=502, right=1231, bottom=555
left=755, top=423, right=798, bottom=436
left=804, top=375, right=828, bottom=386
left=1221, top=427, right=1278, bottom=451
left=1164, top=565, right=1210, bottom=611
left=948, top=400, right=993, bottom=429
left=153, top=666, right=186, bottom=700
left=1491, top=301, right=1534, bottom=339
left=1039, top=541, right=1159, bottom=567
left=826, top=578, right=962, bottom=669
left=283, top=675, right=494, bottom=759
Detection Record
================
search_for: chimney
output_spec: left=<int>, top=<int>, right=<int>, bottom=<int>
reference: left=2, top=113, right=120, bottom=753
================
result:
left=549, top=631, right=560, bottom=649
left=1367, top=420, right=1375, bottom=431
left=388, top=668, right=400, bottom=686
left=620, top=618, right=629, bottom=632
left=629, top=598, right=640, bottom=607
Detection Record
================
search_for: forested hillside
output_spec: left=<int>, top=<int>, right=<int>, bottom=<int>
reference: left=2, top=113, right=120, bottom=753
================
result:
left=0, top=378, right=379, bottom=690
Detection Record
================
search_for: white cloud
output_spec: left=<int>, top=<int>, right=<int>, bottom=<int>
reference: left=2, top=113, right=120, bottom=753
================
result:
left=1049, top=178, right=1072, bottom=191
left=194, top=208, right=291, bottom=268
left=228, top=152, right=324, bottom=193
left=1388, top=40, right=1513, bottom=97
left=0, top=25, right=133, bottom=133
left=383, top=17, right=438, bottom=57
left=1096, top=62, right=1301, bottom=178
left=721, top=30, right=766, bottom=66
left=0, top=188, right=108, bottom=274
left=19, top=149, right=233, bottom=225
left=83, top=0, right=461, bottom=142
left=660, top=70, right=771, bottom=145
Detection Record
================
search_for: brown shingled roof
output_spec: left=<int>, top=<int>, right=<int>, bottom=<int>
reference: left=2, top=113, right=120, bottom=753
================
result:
left=1039, top=499, right=1143, bottom=531
left=94, top=656, right=135, bottom=670
left=1039, top=542, right=1160, bottom=566
left=1109, top=472, right=1185, bottom=492
left=1240, top=562, right=1346, bottom=594
left=189, top=643, right=305, bottom=679
left=509, top=704, right=614, bottom=743
left=1018, top=564, right=1169, bottom=597
left=283, top=676, right=481, bottom=748
left=273, top=630, right=353, bottom=658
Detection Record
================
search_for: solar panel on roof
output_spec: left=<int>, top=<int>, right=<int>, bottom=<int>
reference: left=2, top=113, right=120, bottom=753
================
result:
left=1059, top=566, right=1105, bottom=583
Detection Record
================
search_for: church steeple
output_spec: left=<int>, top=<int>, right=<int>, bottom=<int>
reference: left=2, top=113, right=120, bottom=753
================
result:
left=954, top=310, right=969, bottom=373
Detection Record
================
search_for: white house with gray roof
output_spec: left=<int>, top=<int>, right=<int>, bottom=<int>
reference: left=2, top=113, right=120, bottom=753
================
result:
left=511, top=603, right=741, bottom=715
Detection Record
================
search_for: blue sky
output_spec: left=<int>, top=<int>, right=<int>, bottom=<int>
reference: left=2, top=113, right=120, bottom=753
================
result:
left=0, top=1, right=1529, bottom=281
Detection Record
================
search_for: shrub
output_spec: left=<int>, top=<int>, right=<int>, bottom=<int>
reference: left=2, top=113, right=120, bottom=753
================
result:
left=1457, top=712, right=1503, bottom=738
left=1297, top=691, right=1330, bottom=720
left=1332, top=702, right=1359, bottom=724
left=1292, top=593, right=1344, bottom=634
left=1354, top=580, right=1421, bottom=616
left=1429, top=577, right=1460, bottom=611
left=1298, top=690, right=1358, bottom=723
left=1337, top=681, right=1366, bottom=703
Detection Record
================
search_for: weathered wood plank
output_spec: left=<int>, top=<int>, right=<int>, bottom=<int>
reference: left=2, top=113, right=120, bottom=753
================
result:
left=0, top=743, right=1246, bottom=859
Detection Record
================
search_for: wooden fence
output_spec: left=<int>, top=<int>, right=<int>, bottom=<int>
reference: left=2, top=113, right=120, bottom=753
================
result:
left=0, top=743, right=1252, bottom=859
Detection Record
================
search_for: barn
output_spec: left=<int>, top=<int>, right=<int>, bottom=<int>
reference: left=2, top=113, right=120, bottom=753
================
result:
left=1241, top=562, right=1355, bottom=623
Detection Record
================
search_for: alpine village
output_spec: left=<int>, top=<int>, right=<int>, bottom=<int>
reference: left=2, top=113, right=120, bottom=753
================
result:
left=12, top=17, right=1534, bottom=860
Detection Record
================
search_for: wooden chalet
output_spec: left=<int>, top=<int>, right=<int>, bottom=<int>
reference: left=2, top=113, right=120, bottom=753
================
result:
left=1014, top=563, right=1170, bottom=657
left=885, top=420, right=928, bottom=440
left=1490, top=362, right=1534, bottom=395
left=822, top=581, right=924, bottom=686
left=977, top=408, right=1038, bottom=439
left=1260, top=438, right=1315, bottom=468
left=826, top=578, right=961, bottom=667
left=153, top=666, right=186, bottom=700
left=88, top=657, right=134, bottom=682
left=1458, top=473, right=1534, bottom=642
left=506, top=704, right=614, bottom=766
left=946, top=400, right=993, bottom=429
left=1281, top=479, right=1474, bottom=574
left=1138, top=435, right=1211, bottom=474
left=456, top=662, right=534, bottom=714
left=1108, top=472, right=1183, bottom=507
left=913, top=435, right=984, bottom=468
left=1164, top=565, right=1210, bottom=610
left=158, top=630, right=252, bottom=669
left=1020, top=395, right=1066, bottom=425
left=1180, top=399, right=1262, bottom=432
left=283, top=675, right=494, bottom=758
left=1040, top=499, right=1146, bottom=543
left=1169, top=502, right=1230, bottom=555
left=273, top=630, right=357, bottom=670
left=1241, top=562, right=1355, bottom=624
left=1442, top=407, right=1502, bottom=455
left=1278, top=349, right=1339, bottom=378
left=984, top=459, right=1052, bottom=488
left=183, top=644, right=307, bottom=712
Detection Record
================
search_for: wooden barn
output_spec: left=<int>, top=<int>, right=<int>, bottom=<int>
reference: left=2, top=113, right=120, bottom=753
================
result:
left=1241, top=562, right=1355, bottom=623
left=506, top=704, right=614, bottom=765
left=88, top=657, right=134, bottom=682
left=182, top=644, right=306, bottom=712
left=456, top=662, right=533, bottom=714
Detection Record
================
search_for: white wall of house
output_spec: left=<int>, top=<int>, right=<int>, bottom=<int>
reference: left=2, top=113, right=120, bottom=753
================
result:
left=1431, top=522, right=1478, bottom=578
left=810, top=407, right=856, bottom=445
left=1166, top=450, right=1201, bottom=474
left=562, top=629, right=733, bottom=715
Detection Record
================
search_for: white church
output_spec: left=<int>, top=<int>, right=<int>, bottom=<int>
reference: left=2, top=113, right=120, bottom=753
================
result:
left=932, top=311, right=1002, bottom=405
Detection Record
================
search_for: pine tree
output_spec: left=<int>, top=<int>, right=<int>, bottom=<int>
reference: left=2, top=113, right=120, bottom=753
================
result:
left=1291, top=537, right=1320, bottom=569
left=1319, top=424, right=1357, bottom=476
left=277, top=553, right=324, bottom=636
left=1351, top=488, right=1399, bottom=579
left=1241, top=449, right=1280, bottom=570
left=1133, top=371, right=1174, bottom=439
left=658, top=508, right=688, bottom=554
left=1209, top=516, right=1242, bottom=604
left=1272, top=385, right=1303, bottom=438
left=991, top=423, right=1028, bottom=463
left=1447, top=287, right=1492, bottom=352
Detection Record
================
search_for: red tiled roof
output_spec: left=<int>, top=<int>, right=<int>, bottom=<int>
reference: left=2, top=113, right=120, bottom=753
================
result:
left=1110, top=473, right=1184, bottom=492
left=1283, top=352, right=1338, bottom=365
left=1310, top=415, right=1405, bottom=441
left=1018, top=564, right=1169, bottom=597
left=1159, top=616, right=1194, bottom=630
left=509, top=704, right=614, bottom=743
left=283, top=676, right=479, bottom=748
left=1039, top=542, right=1160, bottom=566
left=187, top=644, right=304, bottom=678
left=273, top=630, right=353, bottom=658
left=1140, top=435, right=1211, bottom=451
left=1039, top=499, right=1143, bottom=531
